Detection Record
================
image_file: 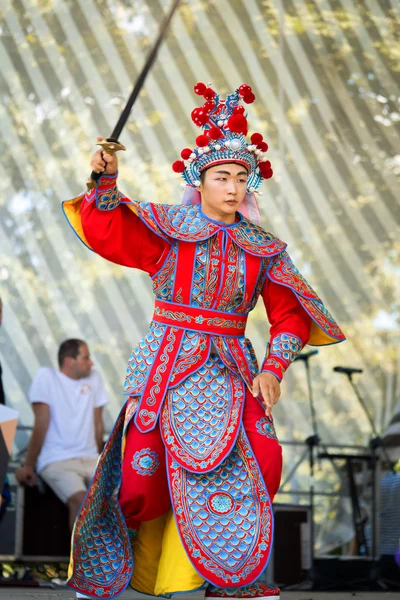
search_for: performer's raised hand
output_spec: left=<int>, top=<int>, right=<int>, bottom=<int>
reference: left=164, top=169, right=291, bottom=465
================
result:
left=90, top=137, right=118, bottom=175
left=252, top=372, right=281, bottom=416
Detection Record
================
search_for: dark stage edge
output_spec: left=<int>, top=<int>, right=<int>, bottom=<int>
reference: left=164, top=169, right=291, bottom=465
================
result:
left=1, top=591, right=400, bottom=599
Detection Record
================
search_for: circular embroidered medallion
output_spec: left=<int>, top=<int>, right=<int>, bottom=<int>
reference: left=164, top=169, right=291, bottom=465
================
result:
left=131, top=448, right=160, bottom=476
left=208, top=492, right=234, bottom=515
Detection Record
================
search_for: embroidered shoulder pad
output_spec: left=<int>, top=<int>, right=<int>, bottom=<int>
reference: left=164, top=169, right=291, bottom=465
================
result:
left=268, top=251, right=346, bottom=344
left=228, top=217, right=287, bottom=257
left=135, top=203, right=220, bottom=241
left=132, top=202, right=286, bottom=256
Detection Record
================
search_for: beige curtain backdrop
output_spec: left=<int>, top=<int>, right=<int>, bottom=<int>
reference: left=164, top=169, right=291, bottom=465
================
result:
left=0, top=0, right=399, bottom=551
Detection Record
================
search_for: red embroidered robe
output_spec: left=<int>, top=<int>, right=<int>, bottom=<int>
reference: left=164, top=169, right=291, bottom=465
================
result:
left=62, top=174, right=345, bottom=598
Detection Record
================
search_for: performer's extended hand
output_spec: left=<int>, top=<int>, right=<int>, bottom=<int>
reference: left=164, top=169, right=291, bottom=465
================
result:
left=90, top=137, right=118, bottom=175
left=252, top=372, right=281, bottom=417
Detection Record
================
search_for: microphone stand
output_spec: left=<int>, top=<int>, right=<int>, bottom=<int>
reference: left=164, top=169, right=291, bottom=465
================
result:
left=287, top=353, right=345, bottom=591
left=284, top=351, right=320, bottom=591
left=344, top=372, right=389, bottom=560
left=302, top=353, right=319, bottom=587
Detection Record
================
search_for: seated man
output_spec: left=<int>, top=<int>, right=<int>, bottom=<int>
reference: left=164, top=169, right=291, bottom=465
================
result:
left=16, top=339, right=109, bottom=531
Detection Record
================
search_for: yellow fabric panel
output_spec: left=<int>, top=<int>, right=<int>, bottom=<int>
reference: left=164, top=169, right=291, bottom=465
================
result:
left=121, top=434, right=126, bottom=458
left=308, top=321, right=338, bottom=346
left=155, top=510, right=204, bottom=596
left=67, top=520, right=78, bottom=580
left=130, top=514, right=168, bottom=595
left=62, top=194, right=138, bottom=251
left=126, top=202, right=138, bottom=216
left=62, top=195, right=92, bottom=250
left=67, top=547, right=73, bottom=580
left=131, top=511, right=204, bottom=596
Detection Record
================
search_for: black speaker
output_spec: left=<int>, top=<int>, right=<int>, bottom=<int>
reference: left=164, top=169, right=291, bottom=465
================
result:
left=261, top=503, right=312, bottom=586
left=22, top=481, right=70, bottom=559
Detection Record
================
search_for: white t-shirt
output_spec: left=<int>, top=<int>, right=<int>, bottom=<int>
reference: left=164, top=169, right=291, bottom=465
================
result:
left=29, top=367, right=109, bottom=473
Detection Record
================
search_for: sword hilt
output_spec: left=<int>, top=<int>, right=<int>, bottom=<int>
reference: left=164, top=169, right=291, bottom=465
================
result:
left=86, top=137, right=126, bottom=190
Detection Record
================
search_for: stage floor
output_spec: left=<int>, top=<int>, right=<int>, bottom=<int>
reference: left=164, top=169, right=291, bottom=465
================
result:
left=0, top=590, right=400, bottom=600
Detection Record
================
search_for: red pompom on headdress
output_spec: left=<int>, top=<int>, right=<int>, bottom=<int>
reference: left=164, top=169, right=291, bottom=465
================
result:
left=172, top=160, right=185, bottom=173
left=259, top=141, right=269, bottom=152
left=259, top=160, right=273, bottom=179
left=196, top=135, right=209, bottom=147
left=238, top=84, right=252, bottom=96
left=191, top=107, right=209, bottom=126
left=208, top=126, right=223, bottom=140
left=194, top=82, right=207, bottom=95
left=203, top=100, right=215, bottom=113
left=181, top=148, right=192, bottom=160
left=204, top=87, right=216, bottom=100
left=227, top=114, right=248, bottom=135
left=251, top=133, right=263, bottom=145
left=243, top=92, right=256, bottom=104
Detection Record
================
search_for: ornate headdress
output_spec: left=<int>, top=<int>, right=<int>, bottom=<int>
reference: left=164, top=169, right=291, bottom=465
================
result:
left=172, top=82, right=273, bottom=194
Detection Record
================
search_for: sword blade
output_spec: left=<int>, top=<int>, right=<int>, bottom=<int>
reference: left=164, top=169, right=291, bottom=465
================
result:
left=111, top=0, right=181, bottom=140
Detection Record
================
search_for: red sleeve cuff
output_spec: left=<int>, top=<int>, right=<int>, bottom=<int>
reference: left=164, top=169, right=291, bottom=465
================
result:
left=261, top=332, right=304, bottom=381
left=261, top=356, right=286, bottom=383
left=94, top=172, right=121, bottom=211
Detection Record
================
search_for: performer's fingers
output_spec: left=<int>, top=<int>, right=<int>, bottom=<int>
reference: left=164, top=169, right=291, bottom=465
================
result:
left=260, top=382, right=274, bottom=415
left=92, top=164, right=105, bottom=174
left=91, top=150, right=106, bottom=173
left=252, top=378, right=261, bottom=398
left=274, top=383, right=281, bottom=403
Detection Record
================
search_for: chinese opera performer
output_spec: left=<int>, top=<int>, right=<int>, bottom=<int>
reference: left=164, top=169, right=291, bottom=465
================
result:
left=62, top=81, right=345, bottom=599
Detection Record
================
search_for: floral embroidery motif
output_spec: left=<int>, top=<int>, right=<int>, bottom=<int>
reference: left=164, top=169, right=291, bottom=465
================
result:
left=256, top=417, right=277, bottom=440
left=208, top=492, right=234, bottom=515
left=131, top=448, right=160, bottom=476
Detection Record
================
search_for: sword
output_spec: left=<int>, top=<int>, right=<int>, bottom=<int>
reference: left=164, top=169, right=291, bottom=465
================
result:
left=87, top=0, right=181, bottom=189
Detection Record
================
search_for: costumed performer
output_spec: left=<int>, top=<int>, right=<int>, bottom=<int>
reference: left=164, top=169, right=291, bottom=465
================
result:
left=63, top=82, right=346, bottom=600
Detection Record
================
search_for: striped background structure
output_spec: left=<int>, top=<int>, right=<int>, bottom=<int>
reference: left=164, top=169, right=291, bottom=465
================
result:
left=0, top=1, right=399, bottom=543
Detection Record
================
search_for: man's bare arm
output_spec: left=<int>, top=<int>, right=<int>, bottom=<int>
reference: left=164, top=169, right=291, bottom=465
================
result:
left=16, top=403, right=50, bottom=486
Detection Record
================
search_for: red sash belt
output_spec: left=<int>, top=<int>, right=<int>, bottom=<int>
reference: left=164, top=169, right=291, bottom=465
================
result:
left=134, top=301, right=248, bottom=433
left=152, top=300, right=248, bottom=337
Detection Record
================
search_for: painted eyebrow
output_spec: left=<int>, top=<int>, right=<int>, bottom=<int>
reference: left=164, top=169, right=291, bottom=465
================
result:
left=213, top=170, right=248, bottom=176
